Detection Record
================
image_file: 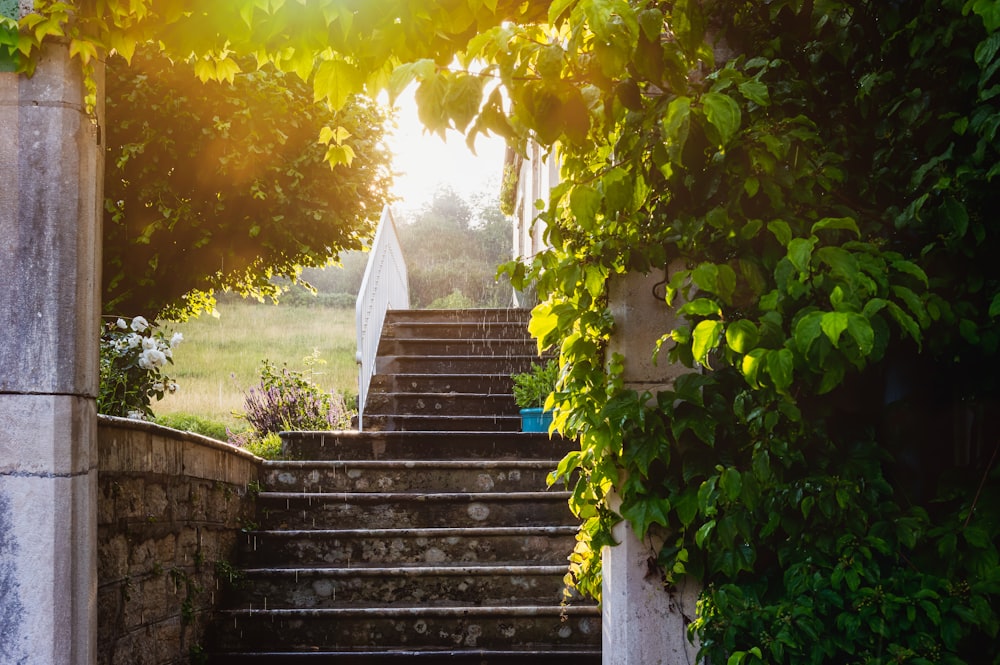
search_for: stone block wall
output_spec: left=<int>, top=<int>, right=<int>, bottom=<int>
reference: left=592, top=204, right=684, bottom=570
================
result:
left=97, top=417, right=260, bottom=665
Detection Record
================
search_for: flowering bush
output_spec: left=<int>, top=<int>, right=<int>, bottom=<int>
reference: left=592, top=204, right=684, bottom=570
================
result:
left=98, top=315, right=182, bottom=419
left=239, top=358, right=352, bottom=436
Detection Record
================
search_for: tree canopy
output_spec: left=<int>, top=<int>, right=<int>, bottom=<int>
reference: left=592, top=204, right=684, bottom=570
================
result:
left=12, top=1, right=1000, bottom=662
left=103, top=47, right=392, bottom=319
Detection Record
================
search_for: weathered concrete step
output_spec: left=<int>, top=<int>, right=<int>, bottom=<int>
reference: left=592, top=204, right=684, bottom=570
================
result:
left=377, top=338, right=538, bottom=356
left=363, top=413, right=521, bottom=432
left=281, top=431, right=575, bottom=461
left=365, top=392, right=517, bottom=418
left=209, top=647, right=601, bottom=664
left=239, top=526, right=578, bottom=566
left=233, top=563, right=578, bottom=607
left=213, top=605, right=601, bottom=651
left=370, top=373, right=515, bottom=394
left=257, top=491, right=575, bottom=530
left=262, top=460, right=559, bottom=493
left=383, top=319, right=537, bottom=341
left=376, top=354, right=542, bottom=376
left=384, top=309, right=533, bottom=325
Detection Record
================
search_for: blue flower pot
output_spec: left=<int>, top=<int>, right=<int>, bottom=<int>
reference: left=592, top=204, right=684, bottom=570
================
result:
left=519, top=407, right=553, bottom=433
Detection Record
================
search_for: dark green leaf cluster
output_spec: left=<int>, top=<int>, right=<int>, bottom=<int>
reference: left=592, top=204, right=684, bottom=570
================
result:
left=499, top=1, right=1000, bottom=662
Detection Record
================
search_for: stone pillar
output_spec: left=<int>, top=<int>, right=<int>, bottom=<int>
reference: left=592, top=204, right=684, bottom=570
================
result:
left=602, top=268, right=701, bottom=665
left=0, top=31, right=103, bottom=665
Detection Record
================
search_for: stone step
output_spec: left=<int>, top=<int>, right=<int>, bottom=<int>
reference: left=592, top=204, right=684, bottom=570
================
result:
left=212, top=605, right=602, bottom=652
left=231, top=563, right=581, bottom=607
left=280, top=431, right=574, bottom=461
left=364, top=391, right=517, bottom=418
left=370, top=372, right=515, bottom=395
left=362, top=413, right=522, bottom=432
left=384, top=308, right=533, bottom=326
left=383, top=319, right=537, bottom=341
left=377, top=337, right=539, bottom=357
left=376, top=354, right=542, bottom=376
left=262, top=460, right=559, bottom=494
left=209, top=647, right=601, bottom=664
left=238, top=526, right=578, bottom=567
left=257, top=491, right=575, bottom=530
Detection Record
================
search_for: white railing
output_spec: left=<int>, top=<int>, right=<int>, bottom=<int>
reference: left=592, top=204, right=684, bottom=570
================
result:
left=355, top=207, right=409, bottom=430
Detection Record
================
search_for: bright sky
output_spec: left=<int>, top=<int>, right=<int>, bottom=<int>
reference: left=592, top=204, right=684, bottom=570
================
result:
left=384, top=86, right=508, bottom=216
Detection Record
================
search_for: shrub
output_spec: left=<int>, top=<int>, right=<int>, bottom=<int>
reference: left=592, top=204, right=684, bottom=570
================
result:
left=239, top=358, right=352, bottom=435
left=98, top=315, right=183, bottom=419
left=428, top=288, right=475, bottom=310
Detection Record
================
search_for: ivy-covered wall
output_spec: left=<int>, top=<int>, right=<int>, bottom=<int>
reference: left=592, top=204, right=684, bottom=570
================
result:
left=96, top=418, right=259, bottom=665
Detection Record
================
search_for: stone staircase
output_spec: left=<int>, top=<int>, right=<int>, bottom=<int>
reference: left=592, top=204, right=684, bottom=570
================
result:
left=209, top=309, right=601, bottom=663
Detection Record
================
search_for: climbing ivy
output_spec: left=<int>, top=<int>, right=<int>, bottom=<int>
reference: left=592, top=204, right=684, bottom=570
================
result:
left=11, top=0, right=1000, bottom=662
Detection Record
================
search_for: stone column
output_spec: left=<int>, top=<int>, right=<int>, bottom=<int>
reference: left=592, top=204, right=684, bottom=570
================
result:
left=0, top=27, right=103, bottom=665
left=602, top=268, right=701, bottom=665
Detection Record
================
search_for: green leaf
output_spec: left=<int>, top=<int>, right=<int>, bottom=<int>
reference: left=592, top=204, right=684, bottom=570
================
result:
left=695, top=519, right=716, bottom=548
left=766, top=348, right=794, bottom=392
left=313, top=58, right=360, bottom=109
left=990, top=293, right=1000, bottom=319
left=846, top=313, right=875, bottom=355
left=741, top=348, right=768, bottom=388
left=679, top=297, right=723, bottom=317
left=692, top=320, right=724, bottom=368
left=443, top=73, right=484, bottom=131
left=811, top=216, right=860, bottom=237
left=726, top=319, right=759, bottom=354
left=570, top=184, right=601, bottom=230
left=660, top=96, right=691, bottom=166
left=720, top=467, right=742, bottom=502
left=767, top=219, right=792, bottom=246
left=621, top=496, right=671, bottom=540
left=737, top=79, right=769, bottom=106
left=787, top=237, right=816, bottom=273
left=820, top=311, right=850, bottom=347
left=701, top=92, right=741, bottom=145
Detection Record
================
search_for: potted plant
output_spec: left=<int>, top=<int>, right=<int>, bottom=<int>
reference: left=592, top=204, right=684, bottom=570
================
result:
left=511, top=358, right=558, bottom=432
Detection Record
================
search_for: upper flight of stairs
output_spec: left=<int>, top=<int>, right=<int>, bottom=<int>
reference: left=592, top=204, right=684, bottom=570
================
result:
left=362, top=309, right=546, bottom=432
left=208, top=309, right=601, bottom=664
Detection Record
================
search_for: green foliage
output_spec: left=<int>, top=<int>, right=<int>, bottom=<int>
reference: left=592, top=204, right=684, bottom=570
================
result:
left=511, top=358, right=559, bottom=410
left=153, top=413, right=230, bottom=442
left=102, top=47, right=392, bottom=320
left=241, top=432, right=283, bottom=460
left=98, top=315, right=182, bottom=419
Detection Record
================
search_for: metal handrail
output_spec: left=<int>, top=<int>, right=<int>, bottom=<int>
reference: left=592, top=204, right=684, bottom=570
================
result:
left=355, top=207, right=409, bottom=430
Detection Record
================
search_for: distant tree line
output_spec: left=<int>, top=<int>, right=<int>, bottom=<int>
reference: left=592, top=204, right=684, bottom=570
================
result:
left=274, top=187, right=513, bottom=309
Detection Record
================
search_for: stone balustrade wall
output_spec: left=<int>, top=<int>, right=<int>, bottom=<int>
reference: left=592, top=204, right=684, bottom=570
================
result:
left=96, top=417, right=260, bottom=665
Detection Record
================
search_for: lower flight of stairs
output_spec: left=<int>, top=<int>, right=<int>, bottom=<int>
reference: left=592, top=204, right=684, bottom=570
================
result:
left=207, top=432, right=600, bottom=663
left=208, top=309, right=599, bottom=662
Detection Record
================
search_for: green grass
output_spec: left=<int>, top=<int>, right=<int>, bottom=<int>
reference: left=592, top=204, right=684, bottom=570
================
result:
left=153, top=301, right=357, bottom=430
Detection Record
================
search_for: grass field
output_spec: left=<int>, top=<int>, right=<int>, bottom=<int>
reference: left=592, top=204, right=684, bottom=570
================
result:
left=153, top=301, right=357, bottom=429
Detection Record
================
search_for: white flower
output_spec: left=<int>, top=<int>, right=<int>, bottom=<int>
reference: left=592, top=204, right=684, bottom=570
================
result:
left=168, top=382, right=179, bottom=393
left=126, top=410, right=145, bottom=420
left=130, top=316, right=149, bottom=332
left=141, top=336, right=157, bottom=350
left=170, top=332, right=184, bottom=347
left=138, top=348, right=166, bottom=370
left=127, top=333, right=141, bottom=349
left=116, top=318, right=127, bottom=330
left=152, top=382, right=164, bottom=393
left=163, top=348, right=173, bottom=359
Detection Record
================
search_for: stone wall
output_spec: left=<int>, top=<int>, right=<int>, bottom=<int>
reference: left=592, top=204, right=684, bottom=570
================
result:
left=96, top=417, right=260, bottom=665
